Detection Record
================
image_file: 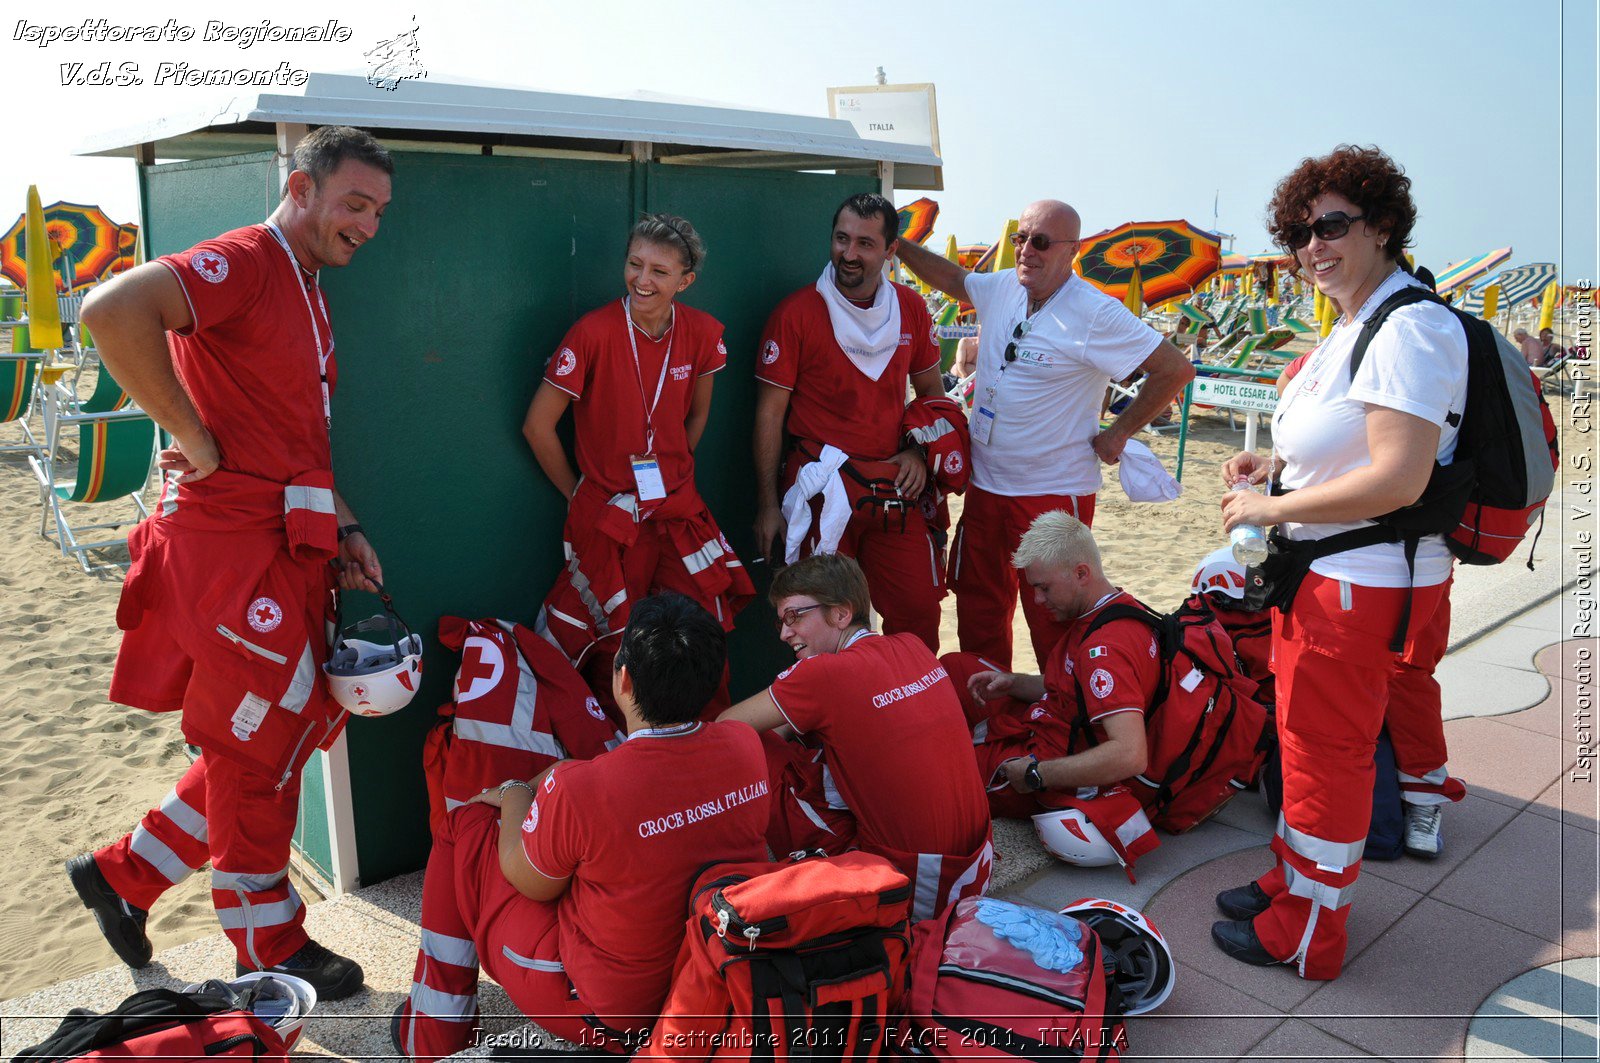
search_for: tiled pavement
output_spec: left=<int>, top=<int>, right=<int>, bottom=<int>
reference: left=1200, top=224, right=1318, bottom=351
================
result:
left=3, top=595, right=1593, bottom=1061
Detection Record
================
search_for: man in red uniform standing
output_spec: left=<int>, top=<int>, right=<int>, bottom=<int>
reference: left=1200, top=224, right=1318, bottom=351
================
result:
left=753, top=194, right=948, bottom=650
left=66, top=126, right=394, bottom=999
left=896, top=201, right=1194, bottom=669
left=720, top=554, right=992, bottom=922
left=395, top=594, right=771, bottom=1060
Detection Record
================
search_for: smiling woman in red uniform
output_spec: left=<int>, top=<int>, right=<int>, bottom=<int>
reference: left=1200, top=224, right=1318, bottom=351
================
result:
left=524, top=215, right=752, bottom=709
left=1213, top=145, right=1467, bottom=981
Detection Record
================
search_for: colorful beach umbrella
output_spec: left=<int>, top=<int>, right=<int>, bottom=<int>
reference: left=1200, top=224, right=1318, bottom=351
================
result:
left=956, top=244, right=988, bottom=269
left=1220, top=252, right=1251, bottom=273
left=1074, top=220, right=1222, bottom=308
left=896, top=197, right=939, bottom=245
left=1433, top=246, right=1513, bottom=295
left=0, top=200, right=136, bottom=293
left=22, top=187, right=62, bottom=349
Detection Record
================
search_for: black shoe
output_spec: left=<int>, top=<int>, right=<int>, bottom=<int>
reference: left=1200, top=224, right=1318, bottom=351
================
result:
left=1210, top=919, right=1281, bottom=967
left=1215, top=881, right=1272, bottom=921
left=66, top=853, right=152, bottom=968
left=238, top=938, right=364, bottom=1001
left=391, top=1000, right=409, bottom=1059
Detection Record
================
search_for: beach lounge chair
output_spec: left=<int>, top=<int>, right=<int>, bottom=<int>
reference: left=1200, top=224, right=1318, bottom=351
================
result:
left=2, top=297, right=45, bottom=458
left=1533, top=348, right=1588, bottom=397
left=29, top=386, right=156, bottom=573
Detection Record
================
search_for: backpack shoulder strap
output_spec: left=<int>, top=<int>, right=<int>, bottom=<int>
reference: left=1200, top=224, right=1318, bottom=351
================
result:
left=1073, top=603, right=1174, bottom=732
left=1349, top=285, right=1441, bottom=378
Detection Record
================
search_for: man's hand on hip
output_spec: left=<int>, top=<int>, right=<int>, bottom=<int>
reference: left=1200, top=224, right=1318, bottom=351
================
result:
left=159, top=430, right=221, bottom=484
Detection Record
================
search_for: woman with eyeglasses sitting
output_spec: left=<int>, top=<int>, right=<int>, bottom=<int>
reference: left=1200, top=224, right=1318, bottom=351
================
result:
left=1212, top=145, right=1467, bottom=981
left=523, top=213, right=753, bottom=716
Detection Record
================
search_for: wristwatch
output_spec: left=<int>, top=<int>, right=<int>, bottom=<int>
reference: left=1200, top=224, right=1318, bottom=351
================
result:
left=1022, top=756, right=1045, bottom=793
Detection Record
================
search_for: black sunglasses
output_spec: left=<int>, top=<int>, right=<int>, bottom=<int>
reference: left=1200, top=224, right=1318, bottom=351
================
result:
left=1285, top=211, right=1367, bottom=250
left=1009, top=230, right=1075, bottom=253
left=1003, top=320, right=1031, bottom=364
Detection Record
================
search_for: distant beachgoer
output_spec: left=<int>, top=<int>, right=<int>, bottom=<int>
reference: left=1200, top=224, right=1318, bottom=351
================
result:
left=953, top=333, right=980, bottom=378
left=1215, top=144, right=1467, bottom=982
left=895, top=199, right=1193, bottom=670
left=1515, top=327, right=1547, bottom=366
left=752, top=193, right=947, bottom=651
left=523, top=213, right=752, bottom=716
left=1539, top=327, right=1565, bottom=364
left=68, top=126, right=394, bottom=1000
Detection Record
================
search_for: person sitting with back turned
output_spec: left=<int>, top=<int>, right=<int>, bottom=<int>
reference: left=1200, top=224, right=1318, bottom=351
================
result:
left=395, top=593, right=771, bottom=1061
left=719, top=553, right=992, bottom=922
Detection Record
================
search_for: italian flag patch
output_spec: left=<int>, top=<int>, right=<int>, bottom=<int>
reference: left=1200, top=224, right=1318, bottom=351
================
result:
left=1087, top=646, right=1107, bottom=659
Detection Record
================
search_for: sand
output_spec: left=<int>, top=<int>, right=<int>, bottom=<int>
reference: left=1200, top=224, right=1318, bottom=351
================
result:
left=0, top=324, right=1580, bottom=998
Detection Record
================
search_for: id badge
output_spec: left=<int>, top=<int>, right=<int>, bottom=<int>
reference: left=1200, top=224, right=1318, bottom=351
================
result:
left=971, top=405, right=997, bottom=446
left=631, top=454, right=667, bottom=501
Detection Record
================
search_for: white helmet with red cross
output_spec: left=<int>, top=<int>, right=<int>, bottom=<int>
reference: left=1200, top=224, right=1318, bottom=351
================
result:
left=1032, top=808, right=1121, bottom=867
left=1191, top=546, right=1248, bottom=601
left=324, top=588, right=423, bottom=718
left=1059, top=897, right=1175, bottom=1016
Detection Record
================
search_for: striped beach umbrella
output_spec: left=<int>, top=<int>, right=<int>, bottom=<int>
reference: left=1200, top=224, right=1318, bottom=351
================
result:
left=1461, top=262, right=1557, bottom=313
left=1433, top=246, right=1512, bottom=295
left=1074, top=219, right=1222, bottom=307
left=1, top=200, right=132, bottom=293
left=896, top=197, right=939, bottom=245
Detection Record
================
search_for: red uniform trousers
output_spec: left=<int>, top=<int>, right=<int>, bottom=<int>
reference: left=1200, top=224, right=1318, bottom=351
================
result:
left=1386, top=579, right=1466, bottom=806
left=94, top=751, right=308, bottom=969
left=397, top=804, right=606, bottom=1062
left=1251, top=573, right=1451, bottom=980
left=950, top=486, right=1097, bottom=669
left=575, top=520, right=733, bottom=722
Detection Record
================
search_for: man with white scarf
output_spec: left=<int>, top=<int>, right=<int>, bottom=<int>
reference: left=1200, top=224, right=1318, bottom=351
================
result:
left=753, top=193, right=948, bottom=651
left=896, top=200, right=1194, bottom=672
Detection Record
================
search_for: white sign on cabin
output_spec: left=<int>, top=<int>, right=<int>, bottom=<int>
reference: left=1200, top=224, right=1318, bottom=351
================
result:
left=1193, top=376, right=1278, bottom=414
left=827, top=83, right=941, bottom=157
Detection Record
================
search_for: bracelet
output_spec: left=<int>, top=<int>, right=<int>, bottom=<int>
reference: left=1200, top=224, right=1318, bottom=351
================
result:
left=498, top=779, right=536, bottom=802
left=337, top=523, right=364, bottom=542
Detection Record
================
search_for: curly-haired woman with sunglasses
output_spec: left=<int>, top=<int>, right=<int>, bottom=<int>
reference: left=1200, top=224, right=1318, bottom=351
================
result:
left=1212, top=145, right=1467, bottom=981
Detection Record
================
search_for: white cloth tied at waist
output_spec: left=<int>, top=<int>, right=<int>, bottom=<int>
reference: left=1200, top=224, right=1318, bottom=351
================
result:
left=782, top=444, right=851, bottom=564
left=1118, top=439, right=1182, bottom=502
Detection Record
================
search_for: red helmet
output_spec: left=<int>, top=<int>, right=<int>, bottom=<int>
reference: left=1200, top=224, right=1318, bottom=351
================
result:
left=901, top=396, right=970, bottom=493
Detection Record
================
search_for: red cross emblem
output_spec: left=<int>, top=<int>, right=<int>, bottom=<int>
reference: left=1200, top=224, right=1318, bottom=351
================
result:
left=246, top=597, right=282, bottom=633
left=454, top=636, right=504, bottom=702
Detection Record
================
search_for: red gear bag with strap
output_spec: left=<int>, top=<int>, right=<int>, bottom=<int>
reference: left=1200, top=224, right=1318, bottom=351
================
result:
left=644, top=852, right=911, bottom=1061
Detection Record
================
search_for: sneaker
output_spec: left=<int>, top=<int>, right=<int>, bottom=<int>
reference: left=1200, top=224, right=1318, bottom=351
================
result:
left=239, top=938, right=364, bottom=1001
left=1403, top=803, right=1444, bottom=859
left=65, top=853, right=152, bottom=969
left=1215, top=881, right=1272, bottom=921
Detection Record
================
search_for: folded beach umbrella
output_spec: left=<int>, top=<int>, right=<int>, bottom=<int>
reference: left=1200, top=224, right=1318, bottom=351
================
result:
left=943, top=234, right=959, bottom=263
left=23, top=188, right=62, bottom=349
left=1478, top=283, right=1501, bottom=320
left=896, top=197, right=939, bottom=245
left=1075, top=220, right=1222, bottom=308
left=1432, top=246, right=1512, bottom=295
left=1538, top=281, right=1559, bottom=333
left=994, top=219, right=1019, bottom=271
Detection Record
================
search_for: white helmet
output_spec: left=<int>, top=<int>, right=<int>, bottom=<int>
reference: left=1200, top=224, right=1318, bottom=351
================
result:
left=1191, top=546, right=1248, bottom=601
left=186, top=972, right=316, bottom=1050
left=1060, top=897, right=1176, bottom=1016
left=1033, top=808, right=1122, bottom=868
left=324, top=589, right=423, bottom=718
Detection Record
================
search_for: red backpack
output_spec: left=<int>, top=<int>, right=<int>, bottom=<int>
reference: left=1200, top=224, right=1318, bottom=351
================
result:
left=1350, top=286, right=1559, bottom=566
left=646, top=852, right=912, bottom=1061
left=14, top=986, right=289, bottom=1062
left=897, top=897, right=1125, bottom=1060
left=1072, top=601, right=1273, bottom=832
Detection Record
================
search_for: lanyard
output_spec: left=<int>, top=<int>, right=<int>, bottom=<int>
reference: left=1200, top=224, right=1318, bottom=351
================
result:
left=622, top=298, right=674, bottom=454
left=262, top=222, right=333, bottom=434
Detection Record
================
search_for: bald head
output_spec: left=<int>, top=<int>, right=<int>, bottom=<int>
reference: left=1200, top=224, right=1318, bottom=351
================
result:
left=1021, top=200, right=1081, bottom=241
left=1014, top=200, right=1084, bottom=299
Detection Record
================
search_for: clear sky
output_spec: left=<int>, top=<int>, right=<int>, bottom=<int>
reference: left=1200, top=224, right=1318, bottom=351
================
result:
left=1, top=0, right=1594, bottom=282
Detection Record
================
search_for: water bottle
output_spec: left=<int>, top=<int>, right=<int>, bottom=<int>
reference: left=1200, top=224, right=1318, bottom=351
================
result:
left=1228, top=477, right=1270, bottom=566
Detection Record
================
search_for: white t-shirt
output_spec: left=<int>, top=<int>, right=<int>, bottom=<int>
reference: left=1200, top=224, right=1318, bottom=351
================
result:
left=964, top=269, right=1162, bottom=495
left=1272, top=270, right=1469, bottom=587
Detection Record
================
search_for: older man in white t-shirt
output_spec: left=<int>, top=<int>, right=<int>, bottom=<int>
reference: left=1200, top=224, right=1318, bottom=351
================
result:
left=897, top=200, right=1194, bottom=668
